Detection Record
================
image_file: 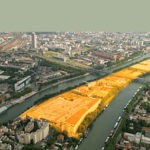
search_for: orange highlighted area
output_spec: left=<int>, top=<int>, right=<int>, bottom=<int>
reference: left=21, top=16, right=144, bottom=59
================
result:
left=20, top=59, right=150, bottom=138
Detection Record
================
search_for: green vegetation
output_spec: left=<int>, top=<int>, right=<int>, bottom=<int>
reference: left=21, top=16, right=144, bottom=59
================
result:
left=105, top=113, right=128, bottom=150
left=37, top=59, right=87, bottom=89
left=46, top=127, right=74, bottom=148
left=77, top=102, right=104, bottom=135
left=0, top=66, right=19, bottom=72
left=107, top=51, right=143, bottom=68
left=38, top=73, right=77, bottom=87
left=31, top=121, right=40, bottom=132
left=3, top=140, right=14, bottom=147
left=10, top=87, right=32, bottom=99
left=47, top=137, right=55, bottom=147
left=0, top=67, right=18, bottom=84
left=94, top=65, right=104, bottom=70
left=123, top=119, right=150, bottom=134
left=39, top=59, right=86, bottom=74
left=77, top=111, right=97, bottom=134
left=22, top=144, right=42, bottom=150
left=140, top=102, right=150, bottom=113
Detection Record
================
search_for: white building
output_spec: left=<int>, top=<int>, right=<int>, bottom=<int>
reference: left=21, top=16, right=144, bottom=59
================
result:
left=14, top=76, right=31, bottom=92
left=0, top=143, right=12, bottom=150
left=17, top=121, right=49, bottom=144
left=32, top=32, right=37, bottom=49
left=124, top=132, right=150, bottom=145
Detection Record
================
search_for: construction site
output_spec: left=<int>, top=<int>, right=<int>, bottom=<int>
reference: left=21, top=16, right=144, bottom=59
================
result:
left=20, top=59, right=150, bottom=138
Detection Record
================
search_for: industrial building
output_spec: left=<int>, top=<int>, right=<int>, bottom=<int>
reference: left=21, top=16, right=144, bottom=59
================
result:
left=14, top=76, right=31, bottom=92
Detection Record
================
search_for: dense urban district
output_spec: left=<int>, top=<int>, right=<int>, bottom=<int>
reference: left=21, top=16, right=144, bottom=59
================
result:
left=0, top=32, right=150, bottom=150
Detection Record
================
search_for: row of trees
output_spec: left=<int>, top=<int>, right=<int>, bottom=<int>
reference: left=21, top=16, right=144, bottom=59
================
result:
left=10, top=87, right=32, bottom=99
left=77, top=102, right=104, bottom=135
left=140, top=102, right=150, bottom=113
left=39, top=59, right=86, bottom=75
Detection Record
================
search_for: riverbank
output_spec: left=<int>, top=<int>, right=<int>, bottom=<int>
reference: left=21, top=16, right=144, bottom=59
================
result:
left=0, top=91, right=37, bottom=115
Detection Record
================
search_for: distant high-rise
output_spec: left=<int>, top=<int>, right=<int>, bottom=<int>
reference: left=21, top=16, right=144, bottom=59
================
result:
left=32, top=32, right=37, bottom=49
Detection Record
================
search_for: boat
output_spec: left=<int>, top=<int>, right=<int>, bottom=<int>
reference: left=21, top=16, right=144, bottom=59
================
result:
left=75, top=145, right=79, bottom=150
left=105, top=137, right=109, bottom=143
left=117, top=116, right=121, bottom=122
left=106, top=104, right=109, bottom=108
left=114, top=122, right=118, bottom=129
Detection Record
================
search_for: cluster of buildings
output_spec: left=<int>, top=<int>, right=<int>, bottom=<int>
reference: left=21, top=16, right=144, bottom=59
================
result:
left=0, top=52, right=34, bottom=103
left=17, top=118, right=49, bottom=144
left=14, top=76, right=31, bottom=92
left=0, top=118, right=49, bottom=150
left=0, top=69, right=10, bottom=81
left=0, top=116, right=84, bottom=150
left=1, top=32, right=150, bottom=69
left=37, top=32, right=149, bottom=51
left=36, top=66, right=68, bottom=85
left=0, top=69, right=11, bottom=105
left=33, top=32, right=150, bottom=68
left=0, top=33, right=27, bottom=51
left=0, top=80, right=10, bottom=106
left=0, top=51, right=38, bottom=71
left=116, top=87, right=150, bottom=149
left=0, top=48, right=71, bottom=111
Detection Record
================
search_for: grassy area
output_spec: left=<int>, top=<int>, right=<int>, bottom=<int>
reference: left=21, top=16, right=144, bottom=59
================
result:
left=39, top=59, right=86, bottom=74
left=43, top=50, right=61, bottom=57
